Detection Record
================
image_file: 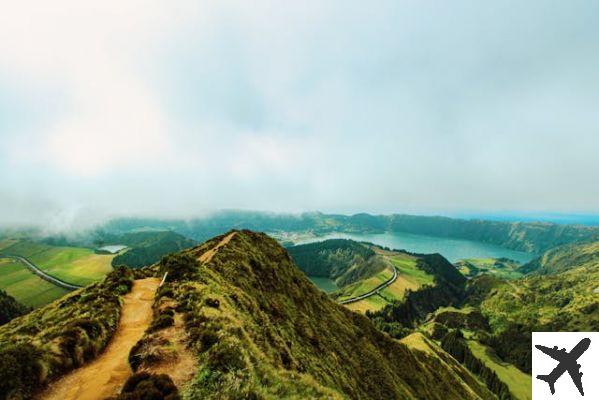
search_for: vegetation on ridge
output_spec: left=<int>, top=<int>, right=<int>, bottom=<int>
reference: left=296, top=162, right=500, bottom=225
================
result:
left=0, top=267, right=136, bottom=399
left=156, top=230, right=493, bottom=399
left=0, top=289, right=30, bottom=326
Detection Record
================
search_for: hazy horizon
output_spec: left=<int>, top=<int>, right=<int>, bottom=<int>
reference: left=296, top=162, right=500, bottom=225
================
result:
left=2, top=1, right=599, bottom=228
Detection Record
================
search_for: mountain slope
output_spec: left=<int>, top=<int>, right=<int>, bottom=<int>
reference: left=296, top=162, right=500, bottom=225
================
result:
left=163, top=230, right=493, bottom=399
left=0, top=289, right=29, bottom=326
left=0, top=230, right=498, bottom=399
left=519, top=240, right=599, bottom=275
left=462, top=240, right=599, bottom=374
left=0, top=267, right=136, bottom=399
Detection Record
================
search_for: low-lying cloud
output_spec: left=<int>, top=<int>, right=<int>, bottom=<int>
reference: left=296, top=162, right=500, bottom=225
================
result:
left=1, top=0, right=598, bottom=229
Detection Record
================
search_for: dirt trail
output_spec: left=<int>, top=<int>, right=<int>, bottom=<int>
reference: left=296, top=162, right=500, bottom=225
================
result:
left=199, top=232, right=236, bottom=263
left=40, top=278, right=160, bottom=400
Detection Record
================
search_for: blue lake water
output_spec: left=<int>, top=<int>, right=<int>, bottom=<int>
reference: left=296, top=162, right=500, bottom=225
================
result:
left=296, top=231, right=535, bottom=264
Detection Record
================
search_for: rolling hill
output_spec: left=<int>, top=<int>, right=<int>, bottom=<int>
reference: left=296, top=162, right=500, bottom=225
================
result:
left=0, top=230, right=495, bottom=399
left=287, top=239, right=386, bottom=287
left=110, top=231, right=197, bottom=268
left=287, top=239, right=436, bottom=313
left=455, top=258, right=523, bottom=279
left=519, top=240, right=599, bottom=275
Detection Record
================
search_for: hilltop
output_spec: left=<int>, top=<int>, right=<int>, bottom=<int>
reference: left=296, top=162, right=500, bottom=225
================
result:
left=287, top=239, right=440, bottom=313
left=287, top=239, right=386, bottom=288
left=0, top=230, right=493, bottom=399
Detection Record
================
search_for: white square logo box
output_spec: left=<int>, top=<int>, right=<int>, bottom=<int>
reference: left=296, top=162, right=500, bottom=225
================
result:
left=533, top=332, right=599, bottom=399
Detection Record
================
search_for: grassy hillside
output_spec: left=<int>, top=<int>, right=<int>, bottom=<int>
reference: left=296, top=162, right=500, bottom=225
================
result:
left=0, top=267, right=136, bottom=399
left=0, top=230, right=497, bottom=399
left=457, top=240, right=599, bottom=376
left=0, top=289, right=29, bottom=326
left=342, top=247, right=435, bottom=313
left=455, top=258, right=522, bottom=279
left=466, top=340, right=531, bottom=400
left=288, top=240, right=436, bottom=313
left=0, top=258, right=69, bottom=308
left=287, top=239, right=385, bottom=287
left=153, top=230, right=495, bottom=399
left=478, top=256, right=599, bottom=333
left=111, top=231, right=197, bottom=268
left=519, top=240, right=599, bottom=275
left=0, top=240, right=114, bottom=286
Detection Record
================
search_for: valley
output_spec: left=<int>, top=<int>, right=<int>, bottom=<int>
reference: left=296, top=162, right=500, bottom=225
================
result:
left=0, top=241, right=113, bottom=307
left=1, top=230, right=499, bottom=399
left=0, top=217, right=596, bottom=399
left=0, top=231, right=197, bottom=309
left=0, top=258, right=69, bottom=307
left=2, top=5, right=597, bottom=399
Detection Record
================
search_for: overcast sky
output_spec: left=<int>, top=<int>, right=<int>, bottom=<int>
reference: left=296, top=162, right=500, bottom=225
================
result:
left=1, top=1, right=598, bottom=229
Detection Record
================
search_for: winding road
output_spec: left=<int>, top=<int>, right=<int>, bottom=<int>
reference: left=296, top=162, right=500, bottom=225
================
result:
left=0, top=254, right=82, bottom=291
left=338, top=265, right=398, bottom=305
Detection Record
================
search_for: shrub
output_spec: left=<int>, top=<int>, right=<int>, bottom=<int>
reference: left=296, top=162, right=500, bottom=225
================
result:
left=160, top=254, right=199, bottom=282
left=116, top=372, right=180, bottom=400
left=205, top=297, right=220, bottom=308
left=129, top=336, right=172, bottom=372
left=198, top=326, right=220, bottom=352
left=430, top=322, right=449, bottom=340
left=0, top=343, right=41, bottom=399
left=207, top=341, right=246, bottom=373
left=156, top=285, right=174, bottom=300
left=147, top=313, right=174, bottom=333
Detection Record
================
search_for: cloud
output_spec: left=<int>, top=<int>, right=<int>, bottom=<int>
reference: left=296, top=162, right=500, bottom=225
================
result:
left=0, top=1, right=598, bottom=229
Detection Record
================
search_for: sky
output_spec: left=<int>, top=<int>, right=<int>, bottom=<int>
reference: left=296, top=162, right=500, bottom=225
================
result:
left=1, top=1, right=598, bottom=230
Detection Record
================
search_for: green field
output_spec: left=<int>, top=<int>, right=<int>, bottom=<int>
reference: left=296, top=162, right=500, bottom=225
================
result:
left=456, top=258, right=522, bottom=279
left=1, top=240, right=114, bottom=286
left=346, top=293, right=390, bottom=313
left=0, top=258, right=69, bottom=307
left=336, top=268, right=393, bottom=301
left=0, top=240, right=115, bottom=308
left=344, top=250, right=434, bottom=313
left=388, top=254, right=435, bottom=285
left=467, top=340, right=532, bottom=400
